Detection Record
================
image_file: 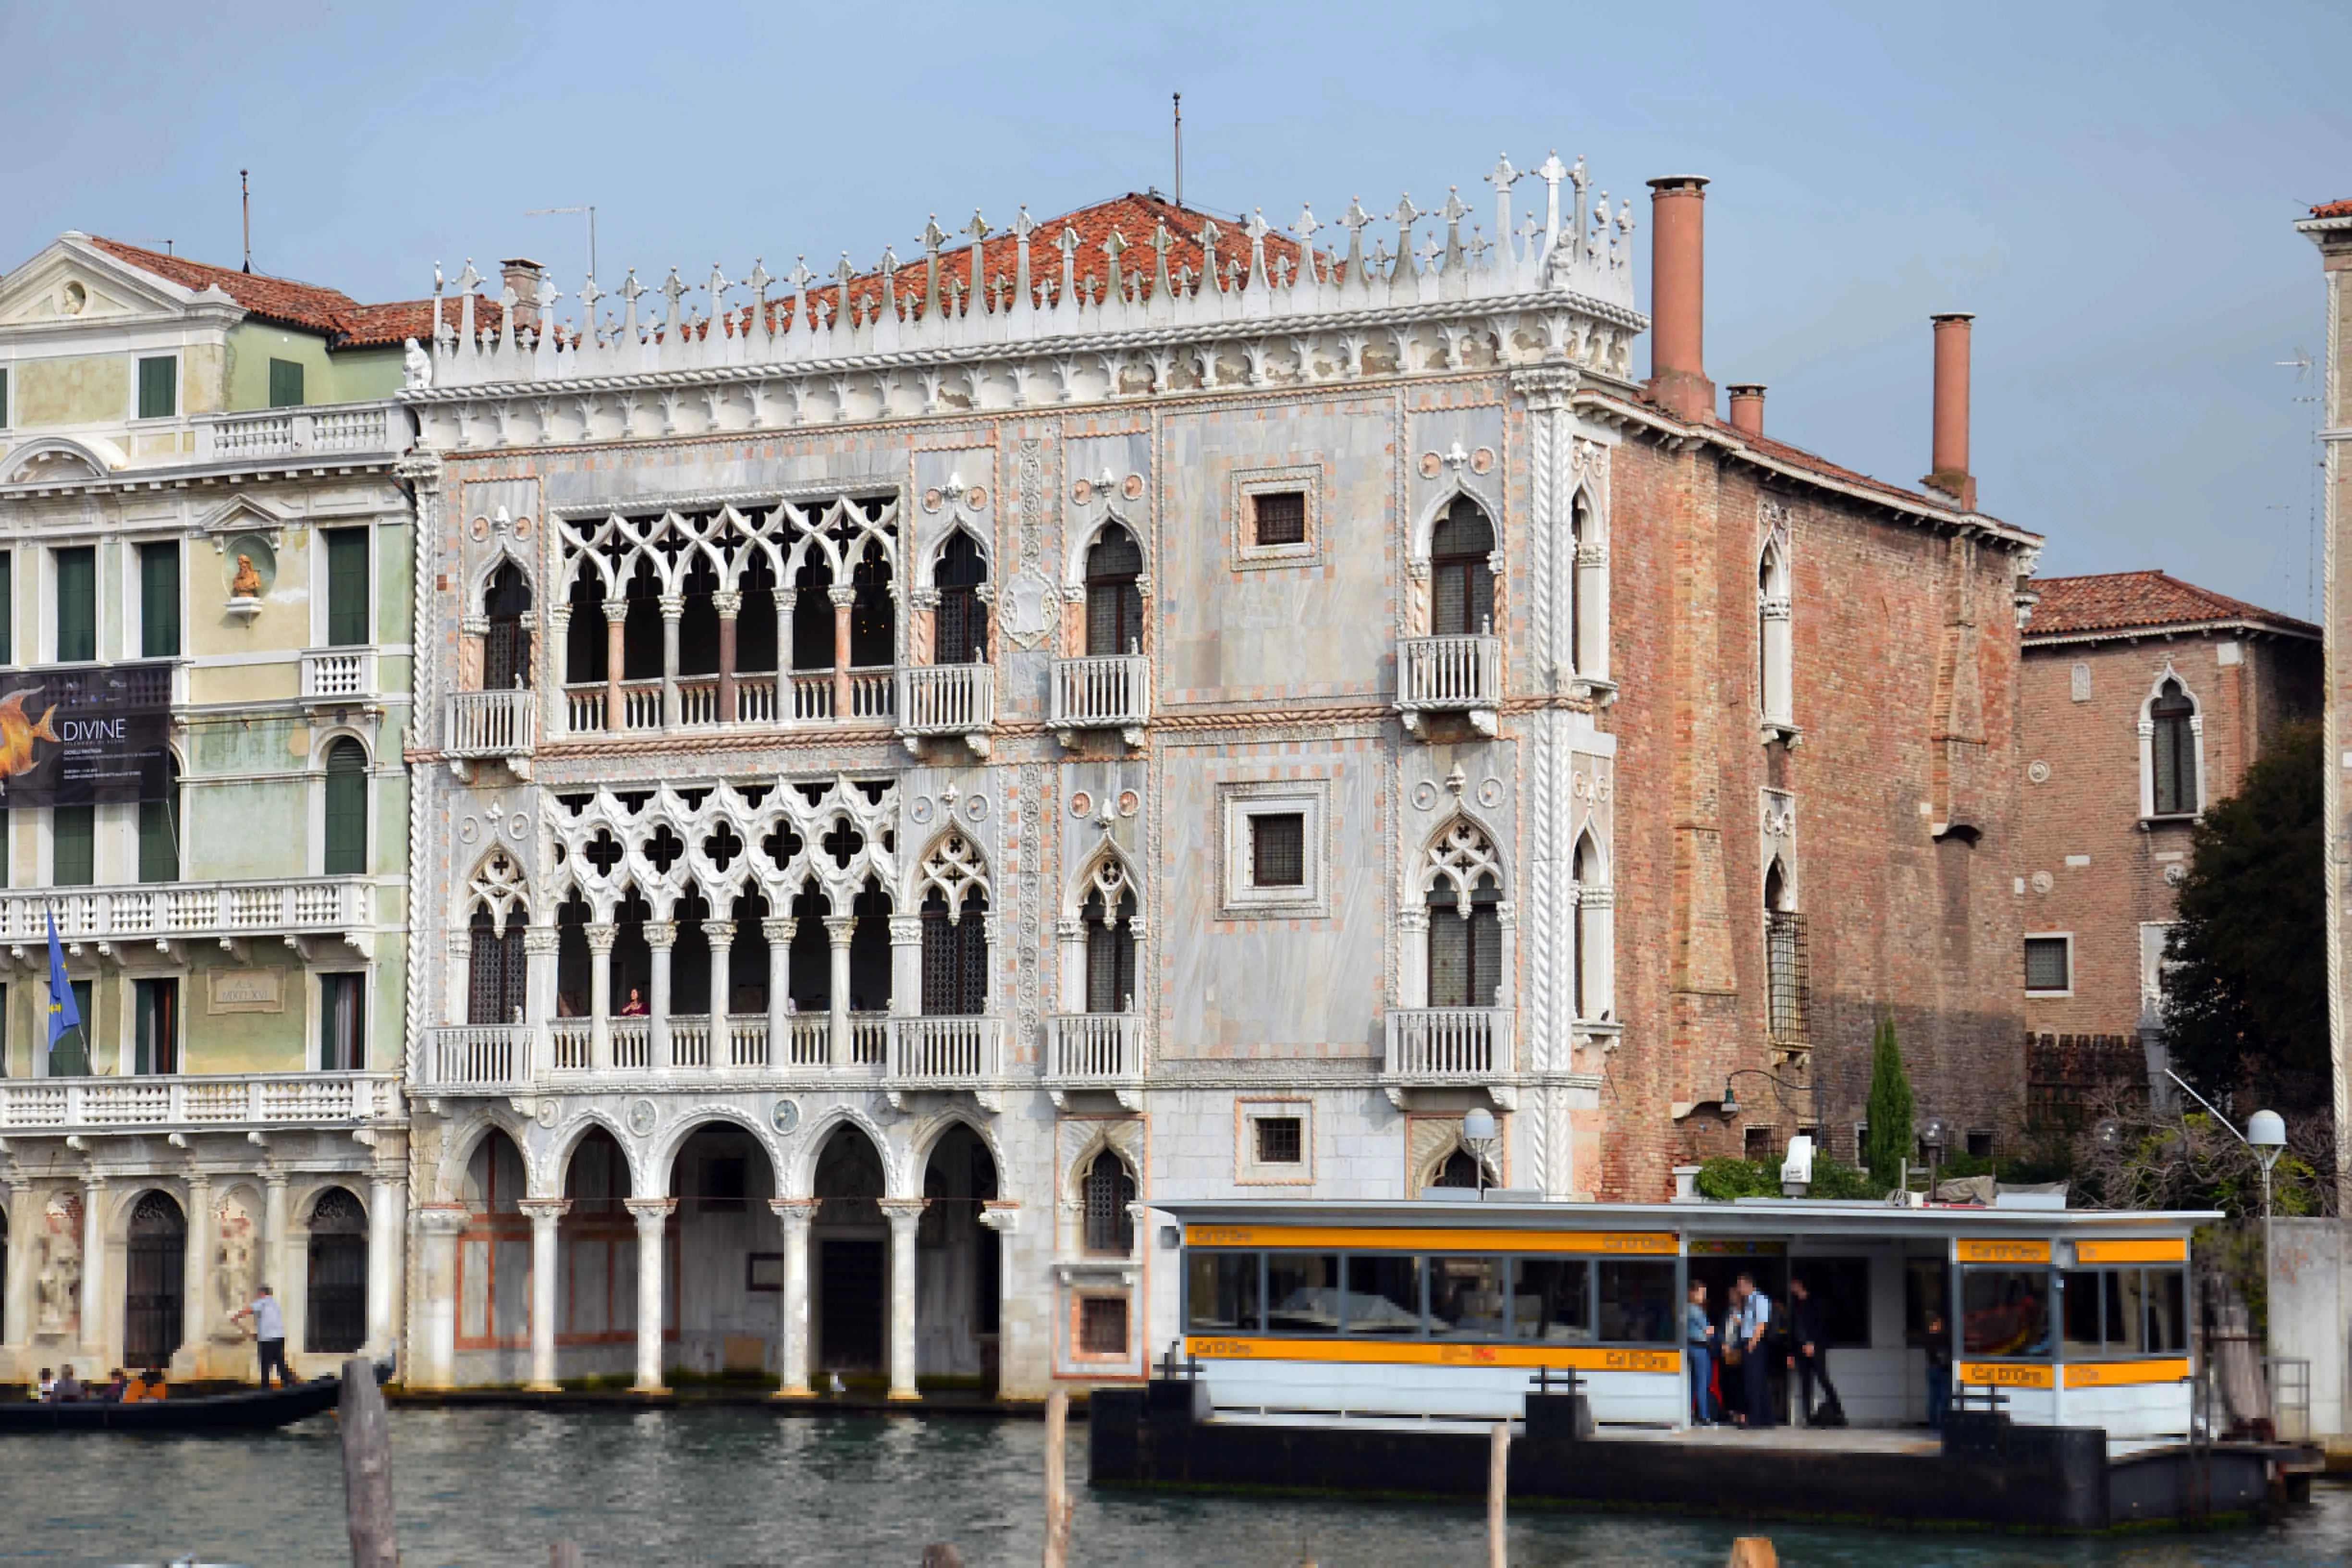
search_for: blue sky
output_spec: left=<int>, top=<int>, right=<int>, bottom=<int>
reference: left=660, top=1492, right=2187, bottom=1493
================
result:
left=6, top=1, right=2344, bottom=614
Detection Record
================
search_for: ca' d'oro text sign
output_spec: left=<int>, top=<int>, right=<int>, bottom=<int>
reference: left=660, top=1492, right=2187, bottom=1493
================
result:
left=0, top=663, right=173, bottom=807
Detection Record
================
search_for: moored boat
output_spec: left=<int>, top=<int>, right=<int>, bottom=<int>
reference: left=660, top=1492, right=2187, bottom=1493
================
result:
left=0, top=1375, right=351, bottom=1433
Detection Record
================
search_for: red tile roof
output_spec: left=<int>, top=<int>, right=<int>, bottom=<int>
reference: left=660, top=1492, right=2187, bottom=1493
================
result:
left=2311, top=199, right=2352, bottom=219
left=339, top=295, right=505, bottom=348
left=2026, top=571, right=2316, bottom=638
left=88, top=236, right=495, bottom=350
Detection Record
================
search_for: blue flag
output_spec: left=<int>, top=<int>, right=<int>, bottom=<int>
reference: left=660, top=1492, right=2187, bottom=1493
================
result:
left=46, top=908, right=78, bottom=1054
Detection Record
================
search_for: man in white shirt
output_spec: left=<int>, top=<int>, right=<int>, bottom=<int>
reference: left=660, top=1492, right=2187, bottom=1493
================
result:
left=232, top=1284, right=292, bottom=1388
left=1735, top=1273, right=1775, bottom=1428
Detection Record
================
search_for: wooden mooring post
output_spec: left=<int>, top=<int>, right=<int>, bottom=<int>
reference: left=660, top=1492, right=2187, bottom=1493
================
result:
left=1486, top=1421, right=1508, bottom=1568
left=340, top=1358, right=398, bottom=1568
left=1042, top=1388, right=1073, bottom=1568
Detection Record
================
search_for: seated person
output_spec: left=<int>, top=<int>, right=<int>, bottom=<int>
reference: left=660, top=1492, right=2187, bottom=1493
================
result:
left=101, top=1368, right=129, bottom=1403
left=35, top=1368, right=53, bottom=1402
left=125, top=1367, right=168, bottom=1402
left=50, top=1365, right=84, bottom=1403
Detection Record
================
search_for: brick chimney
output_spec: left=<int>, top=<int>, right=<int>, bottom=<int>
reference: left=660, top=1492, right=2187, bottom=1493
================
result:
left=501, top=257, right=545, bottom=331
left=1726, top=384, right=1765, bottom=438
left=1644, top=177, right=1715, bottom=423
left=1924, top=312, right=1975, bottom=509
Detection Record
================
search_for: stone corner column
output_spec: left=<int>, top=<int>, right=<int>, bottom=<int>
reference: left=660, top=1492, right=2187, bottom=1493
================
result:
left=823, top=915, right=856, bottom=1066
left=646, top=921, right=679, bottom=1067
left=178, top=1173, right=214, bottom=1375
left=586, top=922, right=618, bottom=1072
left=517, top=1198, right=572, bottom=1392
left=880, top=1197, right=926, bottom=1402
left=888, top=915, right=924, bottom=1018
left=624, top=1197, right=676, bottom=1394
left=768, top=1197, right=818, bottom=1398
left=367, top=1169, right=406, bottom=1356
left=79, top=1174, right=110, bottom=1367
left=411, top=1204, right=470, bottom=1389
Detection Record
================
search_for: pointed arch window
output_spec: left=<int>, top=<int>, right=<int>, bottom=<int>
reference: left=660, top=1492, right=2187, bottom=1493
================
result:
left=1082, top=1150, right=1137, bottom=1253
left=468, top=906, right=527, bottom=1025
left=1081, top=858, right=1139, bottom=1014
left=1758, top=540, right=1793, bottom=732
left=1763, top=859, right=1806, bottom=1048
left=935, top=531, right=989, bottom=665
left=2150, top=679, right=2198, bottom=816
left=482, top=561, right=533, bottom=690
left=1425, top=820, right=1505, bottom=1009
left=1430, top=498, right=1496, bottom=637
left=919, top=831, right=991, bottom=1016
left=1085, top=525, right=1144, bottom=656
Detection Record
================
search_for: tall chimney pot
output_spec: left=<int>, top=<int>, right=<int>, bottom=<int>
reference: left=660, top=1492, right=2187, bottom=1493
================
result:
left=1727, top=384, right=1766, bottom=438
left=501, top=257, right=546, bottom=331
left=1926, top=312, right=1975, bottom=509
left=1644, top=176, right=1715, bottom=423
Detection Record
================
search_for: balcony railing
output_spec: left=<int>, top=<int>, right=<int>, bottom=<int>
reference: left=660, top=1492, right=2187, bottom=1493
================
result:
left=429, top=1025, right=531, bottom=1089
left=445, top=689, right=538, bottom=758
left=0, top=878, right=368, bottom=946
left=1047, top=1013, right=1142, bottom=1082
left=1050, top=655, right=1151, bottom=741
left=1397, top=635, right=1502, bottom=721
left=466, top=1012, right=892, bottom=1087
left=301, top=648, right=378, bottom=705
left=0, top=1070, right=402, bottom=1134
left=898, top=663, right=995, bottom=741
left=198, top=404, right=400, bottom=462
left=1384, top=1007, right=1514, bottom=1082
left=886, top=1015, right=1004, bottom=1093
left=557, top=667, right=895, bottom=737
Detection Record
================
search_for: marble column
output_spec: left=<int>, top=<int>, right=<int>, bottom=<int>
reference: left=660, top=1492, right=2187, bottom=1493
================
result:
left=412, top=1205, right=468, bottom=1388
left=180, top=1174, right=212, bottom=1365
left=80, top=1175, right=108, bottom=1366
left=772, top=590, right=795, bottom=720
left=889, top=916, right=923, bottom=1019
left=601, top=596, right=628, bottom=733
left=518, top=1198, right=571, bottom=1391
left=625, top=1197, right=674, bottom=1393
left=647, top=921, right=677, bottom=1067
left=1396, top=906, right=1431, bottom=1010
left=763, top=918, right=795, bottom=1067
left=587, top=923, right=617, bottom=1071
left=1055, top=916, right=1085, bottom=1014
left=828, top=585, right=858, bottom=717
left=768, top=1198, right=816, bottom=1398
left=263, top=1173, right=290, bottom=1300
left=704, top=919, right=735, bottom=1050
left=658, top=593, right=684, bottom=727
left=0, top=1185, right=29, bottom=1359
left=880, top=1197, right=925, bottom=1401
left=367, top=1172, right=404, bottom=1354
left=823, top=915, right=855, bottom=1066
left=524, top=925, right=561, bottom=1068
left=712, top=589, right=741, bottom=723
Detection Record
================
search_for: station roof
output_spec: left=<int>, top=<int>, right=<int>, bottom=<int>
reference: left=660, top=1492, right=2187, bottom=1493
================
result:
left=1154, top=1197, right=2217, bottom=1245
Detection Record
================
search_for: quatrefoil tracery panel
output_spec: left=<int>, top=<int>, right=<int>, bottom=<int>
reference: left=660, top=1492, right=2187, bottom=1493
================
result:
left=914, top=831, right=991, bottom=923
left=555, top=495, right=901, bottom=603
left=1422, top=817, right=1505, bottom=906
left=466, top=847, right=530, bottom=934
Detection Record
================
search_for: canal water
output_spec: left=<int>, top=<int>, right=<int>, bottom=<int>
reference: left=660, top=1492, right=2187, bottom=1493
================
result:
left=0, top=1409, right=2345, bottom=1567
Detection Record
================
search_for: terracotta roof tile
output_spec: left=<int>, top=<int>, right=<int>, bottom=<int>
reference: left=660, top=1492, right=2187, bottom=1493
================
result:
left=88, top=236, right=498, bottom=351
left=339, top=295, right=505, bottom=349
left=2311, top=198, right=2352, bottom=219
left=2026, top=571, right=2316, bottom=638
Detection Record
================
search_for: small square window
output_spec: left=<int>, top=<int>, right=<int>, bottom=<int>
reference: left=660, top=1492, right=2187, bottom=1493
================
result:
left=2024, top=936, right=2071, bottom=994
left=1742, top=1125, right=1777, bottom=1163
left=1252, top=490, right=1307, bottom=547
left=136, top=356, right=177, bottom=419
left=1079, top=1295, right=1129, bottom=1355
left=1250, top=813, right=1305, bottom=888
left=1255, top=1116, right=1303, bottom=1165
left=1965, top=1129, right=1995, bottom=1160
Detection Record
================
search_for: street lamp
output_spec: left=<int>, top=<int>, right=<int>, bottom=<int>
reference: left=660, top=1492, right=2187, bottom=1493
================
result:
left=2165, top=1070, right=2288, bottom=1359
left=1920, top=1116, right=1950, bottom=1199
left=1461, top=1107, right=1500, bottom=1195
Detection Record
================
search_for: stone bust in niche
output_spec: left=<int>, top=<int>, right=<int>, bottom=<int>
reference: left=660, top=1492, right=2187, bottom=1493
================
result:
left=231, top=553, right=264, bottom=598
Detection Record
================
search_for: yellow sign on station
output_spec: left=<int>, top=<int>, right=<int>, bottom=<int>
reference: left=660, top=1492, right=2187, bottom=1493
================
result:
left=2071, top=1238, right=2189, bottom=1266
left=1185, top=1335, right=1679, bottom=1375
left=2063, top=1358, right=2192, bottom=1389
left=1183, top=1225, right=1678, bottom=1256
left=1955, top=1238, right=2053, bottom=1265
left=1957, top=1361, right=2056, bottom=1389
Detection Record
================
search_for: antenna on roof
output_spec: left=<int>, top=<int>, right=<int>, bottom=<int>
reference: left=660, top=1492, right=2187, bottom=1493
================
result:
left=527, top=205, right=598, bottom=282
left=1173, top=93, right=1183, bottom=210
left=240, top=170, right=251, bottom=273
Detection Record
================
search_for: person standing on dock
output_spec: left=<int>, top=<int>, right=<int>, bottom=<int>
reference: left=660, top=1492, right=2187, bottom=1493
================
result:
left=1922, top=1310, right=1952, bottom=1432
left=233, top=1284, right=293, bottom=1388
left=1685, top=1281, right=1718, bottom=1426
left=1785, top=1277, right=1842, bottom=1426
left=1734, top=1274, right=1774, bottom=1428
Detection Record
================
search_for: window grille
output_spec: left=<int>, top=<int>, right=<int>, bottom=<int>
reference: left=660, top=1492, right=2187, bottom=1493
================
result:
left=1084, top=525, right=1144, bottom=656
left=1252, top=490, right=1307, bottom=547
left=1079, top=1295, right=1129, bottom=1354
left=920, top=889, right=990, bottom=1015
left=2024, top=936, right=2071, bottom=993
left=1084, top=890, right=1137, bottom=1012
left=1250, top=813, right=1305, bottom=887
left=1428, top=879, right=1503, bottom=1008
left=1082, top=1153, right=1135, bottom=1252
left=934, top=531, right=990, bottom=664
left=1743, top=1126, right=1779, bottom=1162
left=468, top=912, right=527, bottom=1025
left=1254, top=1116, right=1303, bottom=1165
left=1765, top=911, right=1808, bottom=1046
left=1430, top=498, right=1496, bottom=636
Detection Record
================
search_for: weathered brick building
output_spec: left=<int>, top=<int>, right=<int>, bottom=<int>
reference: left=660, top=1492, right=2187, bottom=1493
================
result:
left=391, top=154, right=2041, bottom=1397
left=2017, top=571, right=2319, bottom=1117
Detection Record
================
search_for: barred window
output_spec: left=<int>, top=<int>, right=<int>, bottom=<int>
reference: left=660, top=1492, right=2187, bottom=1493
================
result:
left=2025, top=936, right=2071, bottom=994
left=1079, top=1294, right=1129, bottom=1354
left=1252, top=490, right=1307, bottom=547
left=1254, top=1116, right=1303, bottom=1165
left=1082, top=1152, right=1136, bottom=1253
left=1250, top=813, right=1305, bottom=888
left=1765, top=911, right=1807, bottom=1045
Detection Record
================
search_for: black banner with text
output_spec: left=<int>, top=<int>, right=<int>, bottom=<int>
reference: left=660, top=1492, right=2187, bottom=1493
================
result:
left=0, top=663, right=174, bottom=806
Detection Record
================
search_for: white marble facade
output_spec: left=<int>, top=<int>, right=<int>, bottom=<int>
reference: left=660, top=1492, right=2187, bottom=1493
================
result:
left=401, top=157, right=1630, bottom=1396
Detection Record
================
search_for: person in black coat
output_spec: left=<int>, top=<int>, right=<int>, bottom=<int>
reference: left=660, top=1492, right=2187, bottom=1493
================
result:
left=1785, top=1276, right=1843, bottom=1425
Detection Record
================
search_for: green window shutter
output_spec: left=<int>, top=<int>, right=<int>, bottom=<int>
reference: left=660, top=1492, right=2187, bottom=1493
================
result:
left=54, top=547, right=95, bottom=662
left=138, top=761, right=179, bottom=883
left=137, top=356, right=177, bottom=419
left=0, top=806, right=11, bottom=887
left=140, top=541, right=181, bottom=658
left=325, top=528, right=369, bottom=647
left=52, top=805, right=94, bottom=886
left=323, top=739, right=367, bottom=873
left=268, top=358, right=305, bottom=408
left=0, top=366, right=11, bottom=429
left=0, top=550, right=14, bottom=666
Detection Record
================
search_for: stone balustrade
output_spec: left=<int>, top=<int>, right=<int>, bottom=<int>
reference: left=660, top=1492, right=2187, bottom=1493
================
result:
left=444, top=689, right=538, bottom=758
left=301, top=648, right=378, bottom=704
left=1384, top=1006, right=1514, bottom=1083
left=0, top=877, right=368, bottom=949
left=897, top=663, right=994, bottom=744
left=557, top=666, right=896, bottom=739
left=0, top=1070, right=402, bottom=1134
left=1397, top=635, right=1502, bottom=732
left=1049, top=654, right=1151, bottom=742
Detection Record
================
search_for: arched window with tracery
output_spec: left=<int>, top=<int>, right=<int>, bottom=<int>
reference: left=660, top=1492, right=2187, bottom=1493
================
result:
left=918, top=832, right=991, bottom=1016
left=1085, top=525, right=1144, bottom=656
left=1430, top=497, right=1496, bottom=637
left=1081, top=1150, right=1137, bottom=1253
left=2148, top=678, right=2199, bottom=817
left=1758, top=539, right=1792, bottom=732
left=1572, top=831, right=1610, bottom=1022
left=483, top=561, right=533, bottom=690
left=1079, top=856, right=1138, bottom=1014
left=468, top=906, right=527, bottom=1025
left=1425, top=820, right=1504, bottom=1009
left=934, top=531, right=989, bottom=664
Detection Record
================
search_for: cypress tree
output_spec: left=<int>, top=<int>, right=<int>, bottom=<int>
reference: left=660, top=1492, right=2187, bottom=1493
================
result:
left=1862, top=1014, right=1915, bottom=1191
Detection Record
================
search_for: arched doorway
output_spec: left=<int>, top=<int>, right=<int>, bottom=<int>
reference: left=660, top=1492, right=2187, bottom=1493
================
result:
left=459, top=1128, right=529, bottom=1358
left=670, top=1122, right=778, bottom=1381
left=558, top=1126, right=636, bottom=1381
left=124, top=1190, right=186, bottom=1370
left=811, top=1125, right=886, bottom=1378
left=917, top=1124, right=1000, bottom=1389
left=305, top=1188, right=368, bottom=1355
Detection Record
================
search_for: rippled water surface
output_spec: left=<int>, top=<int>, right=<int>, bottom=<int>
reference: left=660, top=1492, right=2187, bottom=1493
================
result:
left=0, top=1409, right=2345, bottom=1567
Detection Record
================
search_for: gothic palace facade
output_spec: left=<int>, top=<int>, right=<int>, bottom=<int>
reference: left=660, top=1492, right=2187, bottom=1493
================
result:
left=395, top=153, right=2040, bottom=1398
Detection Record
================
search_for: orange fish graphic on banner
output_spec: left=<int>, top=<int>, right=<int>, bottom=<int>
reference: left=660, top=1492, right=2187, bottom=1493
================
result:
left=0, top=689, right=61, bottom=785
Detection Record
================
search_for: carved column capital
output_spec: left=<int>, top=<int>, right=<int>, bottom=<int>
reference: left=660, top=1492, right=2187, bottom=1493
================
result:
left=761, top=918, right=797, bottom=944
left=700, top=920, right=736, bottom=943
left=517, top=1198, right=572, bottom=1223
left=413, top=1204, right=470, bottom=1237
left=710, top=590, right=743, bottom=618
left=585, top=922, right=619, bottom=954
left=523, top=926, right=562, bottom=956
left=888, top=915, right=924, bottom=945
left=644, top=922, right=678, bottom=952
left=827, top=586, right=859, bottom=610
left=822, top=916, right=857, bottom=947
left=878, top=1197, right=928, bottom=1225
left=623, top=1198, right=676, bottom=1226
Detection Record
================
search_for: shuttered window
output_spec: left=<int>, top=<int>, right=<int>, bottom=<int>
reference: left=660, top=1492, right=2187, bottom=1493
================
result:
left=324, top=528, right=370, bottom=647
left=140, top=541, right=181, bottom=658
left=1084, top=526, right=1144, bottom=656
left=1427, top=880, right=1503, bottom=1008
left=919, top=889, right=989, bottom=1015
left=0, top=367, right=10, bottom=428
left=322, top=739, right=368, bottom=874
left=52, top=805, right=94, bottom=887
left=136, top=356, right=177, bottom=419
left=54, top=547, right=95, bottom=662
left=268, top=358, right=305, bottom=408
left=1430, top=498, right=1497, bottom=637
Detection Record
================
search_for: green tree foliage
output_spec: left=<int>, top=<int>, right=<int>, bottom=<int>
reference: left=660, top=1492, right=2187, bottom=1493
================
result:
left=2162, top=721, right=2327, bottom=1111
left=1862, top=1014, right=1915, bottom=1190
